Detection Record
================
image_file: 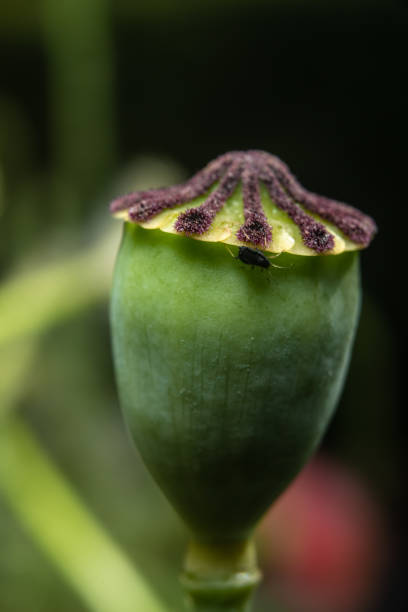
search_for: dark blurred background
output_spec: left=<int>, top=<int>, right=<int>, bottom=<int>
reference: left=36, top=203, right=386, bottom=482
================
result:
left=0, top=1, right=406, bottom=611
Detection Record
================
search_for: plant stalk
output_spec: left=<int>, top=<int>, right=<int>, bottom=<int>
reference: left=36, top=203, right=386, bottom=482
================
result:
left=180, top=538, right=261, bottom=611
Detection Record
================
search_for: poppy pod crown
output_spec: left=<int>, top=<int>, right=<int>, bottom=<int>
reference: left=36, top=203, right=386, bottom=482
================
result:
left=111, top=150, right=376, bottom=255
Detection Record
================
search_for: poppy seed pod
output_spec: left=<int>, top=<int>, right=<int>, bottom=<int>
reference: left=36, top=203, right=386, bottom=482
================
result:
left=110, top=151, right=376, bottom=611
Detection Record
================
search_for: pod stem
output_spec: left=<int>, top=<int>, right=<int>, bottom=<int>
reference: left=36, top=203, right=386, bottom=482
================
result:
left=180, top=537, right=261, bottom=611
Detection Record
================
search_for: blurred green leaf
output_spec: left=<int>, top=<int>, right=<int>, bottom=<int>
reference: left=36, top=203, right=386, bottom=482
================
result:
left=0, top=416, right=167, bottom=612
left=0, top=340, right=36, bottom=420
left=0, top=220, right=173, bottom=612
left=0, top=228, right=119, bottom=347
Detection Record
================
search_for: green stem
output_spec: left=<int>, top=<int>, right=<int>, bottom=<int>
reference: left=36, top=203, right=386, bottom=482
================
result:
left=181, top=538, right=261, bottom=612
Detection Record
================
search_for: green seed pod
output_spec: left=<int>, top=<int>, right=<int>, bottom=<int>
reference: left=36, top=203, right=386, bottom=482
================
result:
left=110, top=151, right=376, bottom=611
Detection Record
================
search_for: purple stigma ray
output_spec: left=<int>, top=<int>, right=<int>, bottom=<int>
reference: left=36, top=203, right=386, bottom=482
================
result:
left=294, top=192, right=377, bottom=246
left=124, top=153, right=235, bottom=222
left=128, top=186, right=186, bottom=223
left=173, top=208, right=213, bottom=236
left=260, top=167, right=335, bottom=253
left=175, top=158, right=243, bottom=236
left=110, top=189, right=159, bottom=214
left=177, top=153, right=234, bottom=202
left=236, top=165, right=272, bottom=248
left=110, top=150, right=377, bottom=253
left=268, top=158, right=377, bottom=246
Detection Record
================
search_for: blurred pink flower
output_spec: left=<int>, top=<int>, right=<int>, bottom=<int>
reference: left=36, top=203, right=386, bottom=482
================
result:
left=259, top=456, right=388, bottom=612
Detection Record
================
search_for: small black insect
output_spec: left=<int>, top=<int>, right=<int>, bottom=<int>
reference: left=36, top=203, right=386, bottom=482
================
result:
left=226, top=245, right=287, bottom=270
left=237, top=246, right=271, bottom=268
